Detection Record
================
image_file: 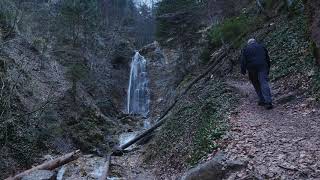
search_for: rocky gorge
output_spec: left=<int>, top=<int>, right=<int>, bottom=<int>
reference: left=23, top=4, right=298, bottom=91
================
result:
left=1, top=0, right=320, bottom=179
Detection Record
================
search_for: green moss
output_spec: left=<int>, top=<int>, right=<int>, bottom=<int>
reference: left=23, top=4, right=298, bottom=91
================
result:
left=264, top=15, right=312, bottom=78
left=146, top=79, right=239, bottom=168
left=62, top=110, right=112, bottom=153
left=208, top=15, right=262, bottom=49
left=155, top=20, right=171, bottom=41
left=0, top=119, right=45, bottom=172
left=287, top=0, right=304, bottom=16
left=200, top=48, right=211, bottom=64
left=264, top=0, right=278, bottom=9
left=263, top=12, right=320, bottom=99
left=187, top=101, right=227, bottom=165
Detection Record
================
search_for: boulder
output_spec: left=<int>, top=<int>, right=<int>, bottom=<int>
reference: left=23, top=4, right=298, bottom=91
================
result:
left=181, top=152, right=246, bottom=180
left=22, top=170, right=55, bottom=180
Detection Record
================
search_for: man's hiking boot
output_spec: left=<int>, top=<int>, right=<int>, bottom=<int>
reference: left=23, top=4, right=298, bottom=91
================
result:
left=258, top=101, right=266, bottom=106
left=265, top=103, right=273, bottom=110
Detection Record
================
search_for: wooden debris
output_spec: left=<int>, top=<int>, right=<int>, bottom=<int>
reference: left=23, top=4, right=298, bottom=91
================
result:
left=6, top=150, right=81, bottom=180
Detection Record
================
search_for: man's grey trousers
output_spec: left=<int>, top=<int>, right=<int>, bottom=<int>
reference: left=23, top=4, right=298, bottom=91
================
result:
left=248, top=70, right=272, bottom=104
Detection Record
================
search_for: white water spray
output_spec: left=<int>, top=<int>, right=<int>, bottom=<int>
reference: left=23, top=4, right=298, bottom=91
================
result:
left=127, top=52, right=150, bottom=117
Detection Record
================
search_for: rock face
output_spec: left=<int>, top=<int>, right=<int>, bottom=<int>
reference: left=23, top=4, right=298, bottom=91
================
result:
left=84, top=38, right=134, bottom=116
left=140, top=41, right=206, bottom=118
left=56, top=155, right=106, bottom=180
left=0, top=0, right=138, bottom=178
left=140, top=42, right=180, bottom=118
left=181, top=153, right=245, bottom=180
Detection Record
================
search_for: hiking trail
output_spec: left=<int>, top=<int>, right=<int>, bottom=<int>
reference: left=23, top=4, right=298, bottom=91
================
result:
left=223, top=79, right=320, bottom=179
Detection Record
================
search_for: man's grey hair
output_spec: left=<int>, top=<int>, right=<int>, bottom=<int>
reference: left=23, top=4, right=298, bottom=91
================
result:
left=247, top=38, right=256, bottom=44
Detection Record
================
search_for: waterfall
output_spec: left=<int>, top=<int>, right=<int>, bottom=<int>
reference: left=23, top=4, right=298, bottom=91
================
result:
left=127, top=52, right=150, bottom=117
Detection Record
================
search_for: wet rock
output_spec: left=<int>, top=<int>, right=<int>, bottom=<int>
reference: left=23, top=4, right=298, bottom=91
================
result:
left=59, top=155, right=106, bottom=179
left=181, top=152, right=246, bottom=180
left=22, top=170, right=55, bottom=180
left=119, top=116, right=142, bottom=128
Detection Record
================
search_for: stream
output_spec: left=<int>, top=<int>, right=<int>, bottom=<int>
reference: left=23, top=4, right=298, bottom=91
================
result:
left=56, top=52, right=153, bottom=180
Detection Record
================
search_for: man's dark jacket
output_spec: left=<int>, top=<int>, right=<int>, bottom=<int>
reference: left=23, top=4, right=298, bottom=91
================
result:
left=240, top=42, right=270, bottom=75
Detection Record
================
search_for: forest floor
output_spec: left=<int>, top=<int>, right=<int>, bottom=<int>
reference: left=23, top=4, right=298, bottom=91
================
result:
left=223, top=78, right=320, bottom=179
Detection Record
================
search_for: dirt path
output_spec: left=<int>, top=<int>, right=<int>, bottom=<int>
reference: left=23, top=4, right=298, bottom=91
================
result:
left=224, top=80, right=320, bottom=179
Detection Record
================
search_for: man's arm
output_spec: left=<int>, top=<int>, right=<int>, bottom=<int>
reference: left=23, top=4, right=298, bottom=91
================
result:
left=240, top=49, right=247, bottom=75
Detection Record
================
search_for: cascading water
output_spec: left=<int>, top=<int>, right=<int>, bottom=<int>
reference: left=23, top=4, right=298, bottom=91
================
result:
left=127, top=52, right=150, bottom=117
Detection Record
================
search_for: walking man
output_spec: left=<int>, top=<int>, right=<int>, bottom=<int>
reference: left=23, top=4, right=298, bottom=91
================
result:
left=241, top=38, right=273, bottom=110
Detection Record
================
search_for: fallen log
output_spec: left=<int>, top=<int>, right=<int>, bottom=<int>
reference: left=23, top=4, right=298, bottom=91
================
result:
left=6, top=150, right=81, bottom=180
left=98, top=154, right=112, bottom=180
left=120, top=117, right=166, bottom=150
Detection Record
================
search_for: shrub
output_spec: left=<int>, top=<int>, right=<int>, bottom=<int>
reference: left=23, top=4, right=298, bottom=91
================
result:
left=0, top=0, right=18, bottom=32
left=32, top=37, right=47, bottom=53
left=263, top=0, right=304, bottom=16
left=208, top=15, right=259, bottom=49
left=200, top=48, right=211, bottom=64
left=287, top=0, right=304, bottom=16
left=156, top=0, right=199, bottom=15
left=264, top=0, right=279, bottom=9
left=311, top=41, right=320, bottom=61
left=67, top=64, right=89, bottom=82
left=155, top=20, right=171, bottom=41
left=66, top=63, right=89, bottom=102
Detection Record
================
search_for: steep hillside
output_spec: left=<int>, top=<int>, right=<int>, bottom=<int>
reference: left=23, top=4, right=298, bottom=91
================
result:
left=1, top=0, right=320, bottom=179
left=141, top=0, right=320, bottom=178
left=0, top=0, right=155, bottom=178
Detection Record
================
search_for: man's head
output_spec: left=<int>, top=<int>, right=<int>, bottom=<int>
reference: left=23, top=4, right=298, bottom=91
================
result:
left=247, top=38, right=256, bottom=45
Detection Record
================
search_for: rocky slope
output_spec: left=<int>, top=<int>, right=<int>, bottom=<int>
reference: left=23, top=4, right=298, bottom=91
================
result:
left=0, top=25, right=122, bottom=178
left=1, top=0, right=320, bottom=179
left=0, top=0, right=138, bottom=178
left=136, top=0, right=320, bottom=179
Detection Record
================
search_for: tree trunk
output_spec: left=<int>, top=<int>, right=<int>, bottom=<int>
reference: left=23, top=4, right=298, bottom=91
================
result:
left=6, top=150, right=81, bottom=180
